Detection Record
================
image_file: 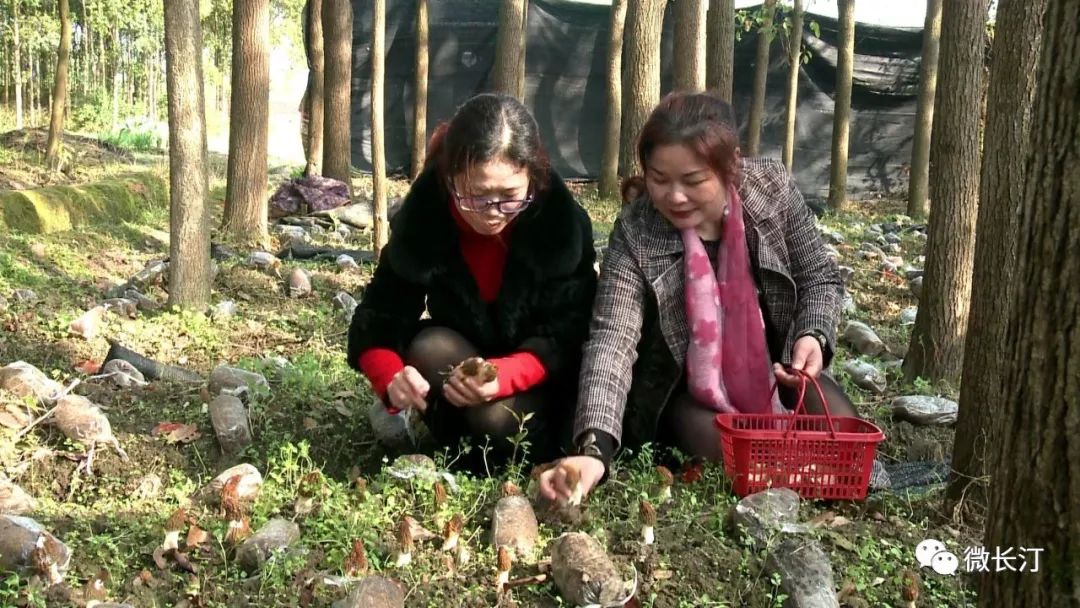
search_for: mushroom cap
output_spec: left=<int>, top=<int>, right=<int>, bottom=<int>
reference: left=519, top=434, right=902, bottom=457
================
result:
left=639, top=500, right=656, bottom=525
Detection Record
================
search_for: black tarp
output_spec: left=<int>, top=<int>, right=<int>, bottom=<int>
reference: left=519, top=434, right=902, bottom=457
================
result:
left=347, top=0, right=923, bottom=203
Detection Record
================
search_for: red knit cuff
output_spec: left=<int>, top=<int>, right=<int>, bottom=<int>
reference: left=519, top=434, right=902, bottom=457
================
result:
left=488, top=352, right=547, bottom=399
left=357, top=348, right=405, bottom=412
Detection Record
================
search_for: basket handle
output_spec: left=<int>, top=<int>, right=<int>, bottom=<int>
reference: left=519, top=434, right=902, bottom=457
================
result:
left=778, top=368, right=838, bottom=439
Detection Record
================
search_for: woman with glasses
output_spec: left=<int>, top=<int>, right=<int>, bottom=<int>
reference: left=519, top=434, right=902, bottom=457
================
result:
left=347, top=93, right=597, bottom=469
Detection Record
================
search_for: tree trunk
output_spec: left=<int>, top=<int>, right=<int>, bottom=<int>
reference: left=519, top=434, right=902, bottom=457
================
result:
left=981, top=1, right=1079, bottom=603
left=781, top=0, right=803, bottom=171
left=673, top=0, right=706, bottom=91
left=13, top=0, right=23, bottom=130
left=947, top=0, right=1048, bottom=510
left=826, top=0, right=855, bottom=210
left=148, top=51, right=158, bottom=121
left=372, top=0, right=389, bottom=255
left=163, top=0, right=212, bottom=309
left=619, top=0, right=666, bottom=177
left=411, top=0, right=428, bottom=179
left=492, top=0, right=527, bottom=97
left=907, top=0, right=943, bottom=219
left=29, top=55, right=36, bottom=126
left=45, top=0, right=72, bottom=170
left=305, top=0, right=325, bottom=176
left=902, top=0, right=987, bottom=385
left=706, top=0, right=734, bottom=101
left=111, top=28, right=120, bottom=130
left=516, top=1, right=528, bottom=98
left=745, top=0, right=775, bottom=156
left=322, top=0, right=353, bottom=192
left=598, top=0, right=628, bottom=199
left=223, top=0, right=270, bottom=244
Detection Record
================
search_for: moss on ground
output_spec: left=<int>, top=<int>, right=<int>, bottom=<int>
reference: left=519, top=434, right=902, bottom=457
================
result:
left=0, top=172, right=167, bottom=234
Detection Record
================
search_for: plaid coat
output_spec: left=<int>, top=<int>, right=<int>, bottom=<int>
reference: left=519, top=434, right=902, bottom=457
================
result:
left=574, top=157, right=843, bottom=449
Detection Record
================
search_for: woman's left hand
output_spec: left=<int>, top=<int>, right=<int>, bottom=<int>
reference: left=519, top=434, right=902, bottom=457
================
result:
left=443, top=367, right=500, bottom=407
left=773, top=335, right=823, bottom=387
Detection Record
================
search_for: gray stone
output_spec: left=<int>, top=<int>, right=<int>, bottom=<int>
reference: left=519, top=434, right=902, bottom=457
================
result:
left=875, top=235, right=889, bottom=247
left=884, top=233, right=902, bottom=244
left=332, top=292, right=358, bottom=319
left=12, top=289, right=37, bottom=303
left=731, top=489, right=803, bottom=546
left=900, top=307, right=918, bottom=326
left=837, top=266, right=855, bottom=284
left=886, top=243, right=903, bottom=254
left=208, top=365, right=269, bottom=400
left=336, top=254, right=360, bottom=271
left=123, top=288, right=160, bottom=311
left=904, top=269, right=924, bottom=281
left=101, top=298, right=138, bottom=318
left=100, top=359, right=147, bottom=388
left=210, top=300, right=237, bottom=321
left=236, top=519, right=301, bottom=571
left=491, top=495, right=539, bottom=559
left=209, top=394, right=253, bottom=455
left=842, top=293, right=857, bottom=315
left=890, top=396, right=958, bottom=426
left=273, top=224, right=308, bottom=240
left=129, top=260, right=167, bottom=287
left=881, top=222, right=901, bottom=234
left=368, top=399, right=414, bottom=453
left=0, top=480, right=36, bottom=515
left=0, top=362, right=63, bottom=403
left=822, top=230, right=845, bottom=245
left=866, top=224, right=884, bottom=235
left=200, top=464, right=263, bottom=504
left=843, top=360, right=887, bottom=395
left=766, top=537, right=840, bottom=608
left=841, top=321, right=886, bottom=356
left=550, top=532, right=632, bottom=607
left=333, top=576, right=405, bottom=608
left=286, top=268, right=313, bottom=298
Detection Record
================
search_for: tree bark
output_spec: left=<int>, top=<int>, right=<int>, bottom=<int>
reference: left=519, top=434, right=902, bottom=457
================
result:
left=781, top=0, right=803, bottom=171
left=13, top=0, right=23, bottom=129
left=745, top=0, right=775, bottom=156
left=907, top=0, right=943, bottom=219
left=948, top=0, right=1048, bottom=510
left=112, top=27, right=120, bottom=130
left=163, top=0, right=211, bottom=309
left=902, top=0, right=987, bottom=385
left=411, top=0, right=429, bottom=179
left=826, top=0, right=855, bottom=210
left=45, top=0, right=72, bottom=170
left=706, top=0, right=734, bottom=101
left=322, top=0, right=353, bottom=192
left=223, top=0, right=270, bottom=244
left=517, top=1, right=528, bottom=99
left=673, top=0, right=706, bottom=91
left=981, top=1, right=1080, bottom=603
left=305, top=0, right=325, bottom=177
left=619, top=0, right=666, bottom=177
left=492, top=0, right=527, bottom=97
left=599, top=0, right=628, bottom=198
left=372, top=0, right=389, bottom=256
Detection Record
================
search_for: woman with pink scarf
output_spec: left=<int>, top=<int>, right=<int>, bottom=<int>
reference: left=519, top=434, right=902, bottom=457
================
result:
left=540, top=91, right=857, bottom=501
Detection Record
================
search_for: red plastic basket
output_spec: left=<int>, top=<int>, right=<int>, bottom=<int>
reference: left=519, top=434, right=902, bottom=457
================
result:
left=714, top=369, right=885, bottom=500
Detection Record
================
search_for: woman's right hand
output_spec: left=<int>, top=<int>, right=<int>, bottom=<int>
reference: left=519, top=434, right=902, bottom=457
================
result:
left=387, top=366, right=430, bottom=412
left=538, top=456, right=606, bottom=503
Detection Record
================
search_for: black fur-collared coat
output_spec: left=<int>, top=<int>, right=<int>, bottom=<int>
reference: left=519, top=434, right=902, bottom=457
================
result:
left=346, top=167, right=598, bottom=390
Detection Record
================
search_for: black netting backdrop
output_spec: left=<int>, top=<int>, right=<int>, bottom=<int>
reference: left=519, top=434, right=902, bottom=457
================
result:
left=346, top=0, right=924, bottom=202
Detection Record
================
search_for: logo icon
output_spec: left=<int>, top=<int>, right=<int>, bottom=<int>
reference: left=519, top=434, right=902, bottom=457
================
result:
left=916, top=538, right=959, bottom=576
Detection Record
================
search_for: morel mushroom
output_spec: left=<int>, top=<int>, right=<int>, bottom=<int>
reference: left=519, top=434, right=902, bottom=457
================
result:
left=394, top=518, right=414, bottom=568
left=639, top=500, right=656, bottom=545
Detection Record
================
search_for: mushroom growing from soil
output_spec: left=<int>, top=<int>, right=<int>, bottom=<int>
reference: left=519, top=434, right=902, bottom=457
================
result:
left=52, top=394, right=129, bottom=476
left=394, top=518, right=414, bottom=568
left=221, top=476, right=252, bottom=545
left=442, top=513, right=463, bottom=552
left=901, top=568, right=920, bottom=608
left=163, top=508, right=188, bottom=552
left=655, top=466, right=674, bottom=503
left=31, top=533, right=66, bottom=586
left=433, top=481, right=448, bottom=508
left=560, top=462, right=583, bottom=507
left=496, top=546, right=512, bottom=592
left=343, top=539, right=369, bottom=577
left=639, top=500, right=656, bottom=545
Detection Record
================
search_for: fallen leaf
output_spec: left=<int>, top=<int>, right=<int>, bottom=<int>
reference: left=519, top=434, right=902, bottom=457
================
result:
left=826, top=531, right=858, bottom=553
left=333, top=390, right=356, bottom=400
left=152, top=422, right=201, bottom=444
left=171, top=550, right=198, bottom=574
left=75, top=359, right=102, bottom=375
left=334, top=404, right=353, bottom=418
left=809, top=511, right=837, bottom=528
left=681, top=462, right=704, bottom=484
left=871, top=576, right=885, bottom=586
left=0, top=407, right=28, bottom=430
left=185, top=526, right=210, bottom=550
left=651, top=569, right=674, bottom=581
left=829, top=516, right=852, bottom=529
left=302, top=417, right=318, bottom=430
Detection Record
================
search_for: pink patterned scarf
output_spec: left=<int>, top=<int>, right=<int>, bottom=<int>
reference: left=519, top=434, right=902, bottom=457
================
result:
left=681, top=185, right=781, bottom=415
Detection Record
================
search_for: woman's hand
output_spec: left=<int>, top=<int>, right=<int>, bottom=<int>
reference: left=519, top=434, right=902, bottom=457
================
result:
left=387, top=366, right=431, bottom=412
left=442, top=366, right=500, bottom=407
left=538, top=456, right=606, bottom=503
left=773, top=335, right=824, bottom=387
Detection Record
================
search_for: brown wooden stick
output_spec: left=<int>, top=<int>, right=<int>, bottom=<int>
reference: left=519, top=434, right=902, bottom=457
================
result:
left=503, top=573, right=548, bottom=590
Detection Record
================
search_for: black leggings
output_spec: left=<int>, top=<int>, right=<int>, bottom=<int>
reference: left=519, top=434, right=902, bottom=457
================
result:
left=659, top=372, right=858, bottom=462
left=405, top=327, right=568, bottom=467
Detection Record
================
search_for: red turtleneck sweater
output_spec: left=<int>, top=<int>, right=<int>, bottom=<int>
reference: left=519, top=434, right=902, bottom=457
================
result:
left=357, top=200, right=547, bottom=411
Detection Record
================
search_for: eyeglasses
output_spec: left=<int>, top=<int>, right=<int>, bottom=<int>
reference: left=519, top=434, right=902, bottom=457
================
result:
left=451, top=189, right=534, bottom=215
